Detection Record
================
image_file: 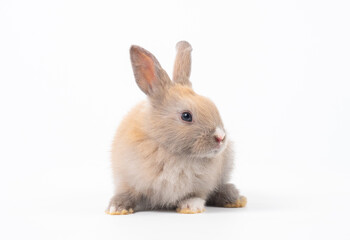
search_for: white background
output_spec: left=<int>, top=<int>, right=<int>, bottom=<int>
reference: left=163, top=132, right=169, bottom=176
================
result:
left=1, top=0, right=350, bottom=239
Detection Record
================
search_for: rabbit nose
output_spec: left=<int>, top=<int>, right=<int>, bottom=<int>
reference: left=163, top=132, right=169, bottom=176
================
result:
left=214, top=127, right=225, bottom=143
left=215, top=135, right=224, bottom=143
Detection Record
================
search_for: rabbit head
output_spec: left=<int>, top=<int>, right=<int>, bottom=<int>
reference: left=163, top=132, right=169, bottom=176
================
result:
left=130, top=41, right=227, bottom=159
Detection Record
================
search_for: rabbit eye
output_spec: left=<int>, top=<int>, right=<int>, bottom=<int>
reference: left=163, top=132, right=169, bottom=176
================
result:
left=181, top=112, right=192, bottom=122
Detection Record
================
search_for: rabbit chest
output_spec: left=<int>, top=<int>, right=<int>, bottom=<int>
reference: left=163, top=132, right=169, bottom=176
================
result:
left=131, top=149, right=224, bottom=207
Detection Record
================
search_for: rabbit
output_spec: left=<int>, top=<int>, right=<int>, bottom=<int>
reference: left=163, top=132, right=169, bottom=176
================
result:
left=106, top=41, right=247, bottom=215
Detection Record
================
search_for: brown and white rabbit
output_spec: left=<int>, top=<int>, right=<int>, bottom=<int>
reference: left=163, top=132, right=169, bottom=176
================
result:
left=106, top=41, right=246, bottom=214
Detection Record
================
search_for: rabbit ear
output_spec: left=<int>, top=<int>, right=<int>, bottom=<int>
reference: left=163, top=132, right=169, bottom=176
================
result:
left=130, top=45, right=171, bottom=98
left=173, top=41, right=192, bottom=87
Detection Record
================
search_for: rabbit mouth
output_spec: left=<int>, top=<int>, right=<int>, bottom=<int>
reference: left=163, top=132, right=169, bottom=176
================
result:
left=213, top=138, right=227, bottom=152
left=203, top=149, right=223, bottom=158
left=196, top=141, right=227, bottom=158
left=215, top=141, right=224, bottom=149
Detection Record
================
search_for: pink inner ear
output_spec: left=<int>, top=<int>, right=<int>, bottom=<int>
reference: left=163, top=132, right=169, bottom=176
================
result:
left=139, top=51, right=156, bottom=86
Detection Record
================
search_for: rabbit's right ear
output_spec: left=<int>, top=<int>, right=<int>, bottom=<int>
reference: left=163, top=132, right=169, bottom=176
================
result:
left=130, top=45, right=171, bottom=98
left=173, top=41, right=192, bottom=87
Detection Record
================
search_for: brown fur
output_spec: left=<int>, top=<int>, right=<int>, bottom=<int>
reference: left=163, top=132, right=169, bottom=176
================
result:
left=106, top=41, right=246, bottom=214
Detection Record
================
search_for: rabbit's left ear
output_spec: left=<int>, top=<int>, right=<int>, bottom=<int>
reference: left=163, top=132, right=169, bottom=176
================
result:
left=173, top=41, right=192, bottom=87
left=130, top=45, right=171, bottom=98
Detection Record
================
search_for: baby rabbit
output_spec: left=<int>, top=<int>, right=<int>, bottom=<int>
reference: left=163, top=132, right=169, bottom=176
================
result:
left=106, top=41, right=246, bottom=214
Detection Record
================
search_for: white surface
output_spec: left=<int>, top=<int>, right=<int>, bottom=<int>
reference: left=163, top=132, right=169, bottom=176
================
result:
left=1, top=0, right=350, bottom=239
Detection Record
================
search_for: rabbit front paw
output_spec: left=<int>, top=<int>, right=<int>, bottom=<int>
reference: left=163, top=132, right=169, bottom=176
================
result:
left=176, top=197, right=205, bottom=214
left=105, top=194, right=135, bottom=215
left=106, top=205, right=134, bottom=215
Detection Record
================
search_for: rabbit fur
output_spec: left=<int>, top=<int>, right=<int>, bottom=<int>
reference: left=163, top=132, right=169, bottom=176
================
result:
left=106, top=41, right=246, bottom=215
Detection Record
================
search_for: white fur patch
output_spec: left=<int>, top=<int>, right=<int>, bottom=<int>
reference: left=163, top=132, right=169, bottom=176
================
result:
left=178, top=197, right=205, bottom=212
left=215, top=127, right=225, bottom=141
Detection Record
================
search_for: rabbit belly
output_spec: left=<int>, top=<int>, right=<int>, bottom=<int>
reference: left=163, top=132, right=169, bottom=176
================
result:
left=129, top=154, right=222, bottom=208
left=151, top=160, right=218, bottom=207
